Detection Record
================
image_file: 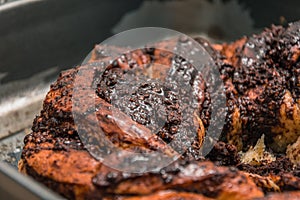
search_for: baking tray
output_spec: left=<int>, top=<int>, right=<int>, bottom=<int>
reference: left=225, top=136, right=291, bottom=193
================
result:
left=1, top=0, right=300, bottom=199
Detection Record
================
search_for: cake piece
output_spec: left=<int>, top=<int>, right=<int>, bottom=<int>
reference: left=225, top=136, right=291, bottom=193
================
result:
left=19, top=21, right=300, bottom=199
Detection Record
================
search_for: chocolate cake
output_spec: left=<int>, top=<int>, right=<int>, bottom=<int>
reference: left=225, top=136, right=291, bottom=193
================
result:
left=19, top=21, right=300, bottom=200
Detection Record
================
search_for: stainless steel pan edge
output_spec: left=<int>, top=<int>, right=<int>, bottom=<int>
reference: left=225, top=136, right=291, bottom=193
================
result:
left=0, top=161, right=65, bottom=200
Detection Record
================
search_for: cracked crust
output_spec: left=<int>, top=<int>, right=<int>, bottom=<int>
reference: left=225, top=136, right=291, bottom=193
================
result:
left=19, top=22, right=300, bottom=199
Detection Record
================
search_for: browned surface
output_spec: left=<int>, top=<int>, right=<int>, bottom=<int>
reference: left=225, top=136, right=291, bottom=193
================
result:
left=117, top=190, right=213, bottom=200
left=19, top=22, right=300, bottom=199
left=20, top=148, right=263, bottom=199
left=216, top=23, right=300, bottom=152
left=258, top=191, right=300, bottom=200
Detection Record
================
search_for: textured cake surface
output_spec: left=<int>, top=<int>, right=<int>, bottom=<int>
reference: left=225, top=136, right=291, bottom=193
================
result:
left=19, top=22, right=300, bottom=200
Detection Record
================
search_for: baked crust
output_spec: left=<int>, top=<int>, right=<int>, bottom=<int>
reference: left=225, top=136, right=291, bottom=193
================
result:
left=19, top=22, right=300, bottom=199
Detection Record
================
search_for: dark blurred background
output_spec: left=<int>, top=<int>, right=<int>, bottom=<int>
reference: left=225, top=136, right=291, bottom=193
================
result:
left=0, top=0, right=300, bottom=83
